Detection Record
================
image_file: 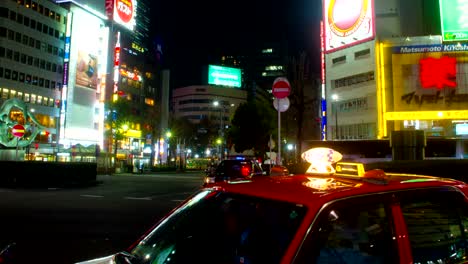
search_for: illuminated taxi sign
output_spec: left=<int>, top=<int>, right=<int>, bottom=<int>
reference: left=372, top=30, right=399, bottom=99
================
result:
left=335, top=162, right=366, bottom=177
left=301, top=147, right=343, bottom=175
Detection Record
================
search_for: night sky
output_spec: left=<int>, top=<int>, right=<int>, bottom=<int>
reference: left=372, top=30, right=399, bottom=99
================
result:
left=150, top=0, right=322, bottom=88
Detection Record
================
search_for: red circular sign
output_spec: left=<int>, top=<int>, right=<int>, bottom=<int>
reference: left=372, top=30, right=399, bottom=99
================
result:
left=272, top=77, right=291, bottom=99
left=115, top=0, right=134, bottom=23
left=12, top=124, right=25, bottom=138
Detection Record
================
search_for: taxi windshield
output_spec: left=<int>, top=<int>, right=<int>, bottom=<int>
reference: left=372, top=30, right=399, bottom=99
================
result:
left=127, top=190, right=307, bottom=264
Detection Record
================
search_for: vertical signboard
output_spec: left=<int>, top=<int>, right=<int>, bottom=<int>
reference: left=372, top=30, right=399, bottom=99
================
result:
left=323, top=0, right=375, bottom=53
left=440, top=0, right=468, bottom=41
left=105, top=0, right=114, bottom=20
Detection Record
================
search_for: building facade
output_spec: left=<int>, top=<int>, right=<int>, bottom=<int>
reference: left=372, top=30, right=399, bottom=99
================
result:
left=0, top=0, right=67, bottom=159
left=322, top=0, right=467, bottom=157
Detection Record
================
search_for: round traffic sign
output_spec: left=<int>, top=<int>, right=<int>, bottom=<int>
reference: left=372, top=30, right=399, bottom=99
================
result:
left=272, top=77, right=291, bottom=99
left=273, top=97, right=290, bottom=112
left=12, top=124, right=25, bottom=138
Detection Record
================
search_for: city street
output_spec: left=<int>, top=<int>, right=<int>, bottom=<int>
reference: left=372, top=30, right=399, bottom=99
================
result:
left=0, top=171, right=206, bottom=264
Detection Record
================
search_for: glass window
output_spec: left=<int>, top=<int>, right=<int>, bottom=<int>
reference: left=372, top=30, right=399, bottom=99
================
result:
left=51, top=81, right=55, bottom=89
left=25, top=75, right=31, bottom=84
left=6, top=49, right=12, bottom=59
left=0, top=7, right=8, bottom=18
left=23, top=16, right=29, bottom=27
left=48, top=27, right=53, bottom=36
left=55, top=13, right=61, bottom=23
left=45, top=79, right=49, bottom=88
left=0, top=47, right=4, bottom=57
left=126, top=191, right=307, bottom=264
left=54, top=30, right=59, bottom=39
left=47, top=44, right=52, bottom=53
left=400, top=187, right=468, bottom=264
left=4, top=69, right=11, bottom=79
left=15, top=32, right=21, bottom=42
left=20, top=54, right=26, bottom=64
left=46, top=62, right=51, bottom=71
left=33, top=58, right=39, bottom=67
left=25, top=0, right=31, bottom=8
left=19, top=72, right=24, bottom=82
left=22, top=35, right=28, bottom=45
left=35, top=39, right=40, bottom=50
left=0, top=67, right=3, bottom=78
left=0, top=26, right=6, bottom=37
left=2, top=89, right=9, bottom=99
left=37, top=4, right=43, bottom=14
left=31, top=1, right=37, bottom=10
left=44, top=7, right=49, bottom=17
left=7, top=30, right=14, bottom=40
left=36, top=22, right=42, bottom=32
left=37, top=95, right=42, bottom=104
left=294, top=196, right=397, bottom=264
left=49, top=98, right=54, bottom=107
left=40, top=60, right=45, bottom=69
left=42, top=24, right=47, bottom=34
left=17, top=13, right=23, bottom=24
left=38, top=78, right=44, bottom=87
left=32, top=76, right=37, bottom=85
left=9, top=10, right=16, bottom=21
left=16, top=92, right=23, bottom=100
left=30, top=19, right=36, bottom=29
left=51, top=64, right=57, bottom=72
left=24, top=93, right=30, bottom=102
left=11, top=71, right=18, bottom=81
left=13, top=51, right=19, bottom=61
left=30, top=94, right=36, bottom=104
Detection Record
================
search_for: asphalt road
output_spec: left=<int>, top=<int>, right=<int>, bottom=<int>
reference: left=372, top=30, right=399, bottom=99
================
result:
left=0, top=171, right=206, bottom=264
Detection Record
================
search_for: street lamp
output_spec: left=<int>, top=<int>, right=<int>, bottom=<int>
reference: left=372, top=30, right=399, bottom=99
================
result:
left=332, top=94, right=339, bottom=140
left=213, top=100, right=225, bottom=159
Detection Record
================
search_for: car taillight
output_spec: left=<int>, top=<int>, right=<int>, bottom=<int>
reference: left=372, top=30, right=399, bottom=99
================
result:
left=241, top=165, right=251, bottom=177
left=205, top=177, right=216, bottom=184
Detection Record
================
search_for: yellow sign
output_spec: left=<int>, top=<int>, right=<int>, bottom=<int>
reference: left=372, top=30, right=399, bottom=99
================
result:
left=385, top=110, right=468, bottom=120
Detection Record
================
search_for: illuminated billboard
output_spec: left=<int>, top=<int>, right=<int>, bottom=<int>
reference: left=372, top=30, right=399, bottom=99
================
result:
left=389, top=43, right=468, bottom=114
left=110, top=0, right=137, bottom=31
left=439, top=0, right=468, bottom=41
left=323, top=0, right=375, bottom=53
left=208, top=65, right=242, bottom=88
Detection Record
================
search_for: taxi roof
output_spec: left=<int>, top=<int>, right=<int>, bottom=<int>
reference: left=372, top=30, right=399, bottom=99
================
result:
left=208, top=172, right=467, bottom=207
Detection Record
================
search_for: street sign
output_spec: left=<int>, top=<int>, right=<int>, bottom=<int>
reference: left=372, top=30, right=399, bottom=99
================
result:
left=272, top=77, right=291, bottom=99
left=273, top=97, right=290, bottom=112
left=12, top=124, right=25, bottom=138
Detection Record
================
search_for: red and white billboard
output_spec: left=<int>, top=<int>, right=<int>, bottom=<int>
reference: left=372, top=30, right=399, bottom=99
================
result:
left=112, top=0, right=137, bottom=31
left=323, top=0, right=375, bottom=53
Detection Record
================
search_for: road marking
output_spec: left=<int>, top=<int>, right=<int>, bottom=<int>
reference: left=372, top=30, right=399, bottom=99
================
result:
left=125, top=197, right=152, bottom=201
left=80, top=194, right=104, bottom=198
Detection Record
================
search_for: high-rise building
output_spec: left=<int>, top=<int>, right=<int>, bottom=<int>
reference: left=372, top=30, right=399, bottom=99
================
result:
left=0, top=0, right=68, bottom=159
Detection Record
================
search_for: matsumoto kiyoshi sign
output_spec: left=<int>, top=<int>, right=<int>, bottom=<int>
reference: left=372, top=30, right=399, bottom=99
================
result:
left=393, top=43, right=468, bottom=54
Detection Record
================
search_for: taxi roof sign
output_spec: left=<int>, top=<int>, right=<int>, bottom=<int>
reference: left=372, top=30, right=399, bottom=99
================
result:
left=335, top=162, right=366, bottom=177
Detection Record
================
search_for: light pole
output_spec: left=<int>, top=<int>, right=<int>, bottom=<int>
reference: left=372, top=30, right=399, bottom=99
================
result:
left=213, top=100, right=225, bottom=159
left=165, top=131, right=172, bottom=165
left=332, top=94, right=339, bottom=140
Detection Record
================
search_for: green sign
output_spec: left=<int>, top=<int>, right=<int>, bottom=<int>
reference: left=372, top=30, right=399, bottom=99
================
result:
left=440, top=0, right=468, bottom=41
left=208, top=65, right=242, bottom=88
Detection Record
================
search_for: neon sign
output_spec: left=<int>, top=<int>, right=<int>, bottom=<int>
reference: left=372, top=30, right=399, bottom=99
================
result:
left=419, top=56, right=457, bottom=89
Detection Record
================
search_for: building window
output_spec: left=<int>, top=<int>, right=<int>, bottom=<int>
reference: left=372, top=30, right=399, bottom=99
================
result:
left=35, top=39, right=40, bottom=50
left=0, top=27, right=6, bottom=37
left=13, top=51, right=19, bottom=61
left=45, top=79, right=49, bottom=88
left=9, top=10, right=16, bottom=21
left=0, top=7, right=8, bottom=18
left=2, top=89, right=9, bottom=99
left=15, top=32, right=21, bottom=43
left=19, top=72, right=24, bottom=82
left=4, top=69, right=11, bottom=79
left=20, top=54, right=26, bottom=64
left=0, top=47, right=4, bottom=57
left=332, top=56, right=346, bottom=65
left=23, top=16, right=29, bottom=27
left=0, top=67, right=3, bottom=78
left=32, top=76, right=38, bottom=85
left=31, top=94, right=36, bottom=104
left=39, top=78, right=44, bottom=87
left=16, top=92, right=23, bottom=100
left=40, top=59, right=45, bottom=69
left=17, top=13, right=23, bottom=24
left=25, top=74, right=31, bottom=84
left=11, top=71, right=18, bottom=81
left=24, top=93, right=30, bottom=102
left=6, top=49, right=12, bottom=59
left=7, top=29, right=14, bottom=40
left=33, top=58, right=39, bottom=67
left=29, top=37, right=34, bottom=47
left=355, top=49, right=371, bottom=59
left=22, top=35, right=28, bottom=45
left=30, top=19, right=36, bottom=30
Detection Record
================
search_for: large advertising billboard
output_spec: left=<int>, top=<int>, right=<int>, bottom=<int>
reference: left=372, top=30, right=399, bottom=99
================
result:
left=112, top=0, right=137, bottom=31
left=387, top=43, right=468, bottom=119
left=323, top=0, right=375, bottom=53
left=208, top=65, right=242, bottom=88
left=439, top=0, right=468, bottom=41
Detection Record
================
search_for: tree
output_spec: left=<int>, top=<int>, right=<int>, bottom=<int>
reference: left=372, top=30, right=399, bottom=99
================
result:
left=228, top=99, right=276, bottom=155
left=285, top=51, right=316, bottom=163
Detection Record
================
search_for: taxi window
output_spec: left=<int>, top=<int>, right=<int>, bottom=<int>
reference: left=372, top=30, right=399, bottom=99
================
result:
left=294, top=196, right=397, bottom=263
left=129, top=190, right=307, bottom=264
left=399, top=187, right=468, bottom=263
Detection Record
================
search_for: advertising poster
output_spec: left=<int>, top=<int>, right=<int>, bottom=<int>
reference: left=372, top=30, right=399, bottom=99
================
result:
left=75, top=50, right=98, bottom=89
left=323, top=0, right=375, bottom=53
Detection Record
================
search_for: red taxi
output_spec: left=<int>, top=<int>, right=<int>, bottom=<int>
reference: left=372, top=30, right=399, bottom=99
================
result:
left=77, top=148, right=468, bottom=264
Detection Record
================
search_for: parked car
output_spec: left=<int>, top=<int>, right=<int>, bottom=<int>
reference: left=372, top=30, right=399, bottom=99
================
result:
left=203, top=155, right=265, bottom=186
left=76, top=148, right=468, bottom=264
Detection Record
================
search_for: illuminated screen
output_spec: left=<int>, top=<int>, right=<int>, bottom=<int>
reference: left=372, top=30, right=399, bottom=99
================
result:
left=208, top=65, right=242, bottom=88
left=456, top=124, right=468, bottom=135
left=389, top=44, right=468, bottom=113
left=323, top=0, right=375, bottom=53
left=113, top=0, right=137, bottom=31
left=439, top=0, right=468, bottom=41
